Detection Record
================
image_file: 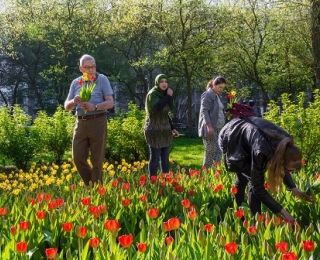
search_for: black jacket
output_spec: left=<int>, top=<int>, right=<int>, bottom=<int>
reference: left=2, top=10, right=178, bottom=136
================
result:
left=218, top=116, right=296, bottom=214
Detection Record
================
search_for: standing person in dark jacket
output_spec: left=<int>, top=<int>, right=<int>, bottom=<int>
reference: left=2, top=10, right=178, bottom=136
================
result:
left=144, top=74, right=179, bottom=179
left=198, top=76, right=226, bottom=169
left=218, top=113, right=313, bottom=223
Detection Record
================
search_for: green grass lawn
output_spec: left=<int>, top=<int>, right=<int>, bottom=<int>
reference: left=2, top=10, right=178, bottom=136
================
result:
left=170, top=136, right=204, bottom=169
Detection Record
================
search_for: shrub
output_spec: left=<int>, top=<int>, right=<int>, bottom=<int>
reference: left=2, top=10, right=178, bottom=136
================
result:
left=106, top=102, right=148, bottom=162
left=0, top=105, right=40, bottom=170
left=264, top=90, right=320, bottom=165
left=33, top=106, right=75, bottom=164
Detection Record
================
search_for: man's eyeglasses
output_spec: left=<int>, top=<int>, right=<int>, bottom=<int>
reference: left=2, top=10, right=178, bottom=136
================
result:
left=83, top=65, right=96, bottom=70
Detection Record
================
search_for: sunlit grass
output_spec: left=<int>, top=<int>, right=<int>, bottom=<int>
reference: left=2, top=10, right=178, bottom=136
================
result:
left=170, top=137, right=203, bottom=169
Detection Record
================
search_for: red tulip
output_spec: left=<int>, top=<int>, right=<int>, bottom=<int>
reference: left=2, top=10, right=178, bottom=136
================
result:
left=122, top=199, right=131, bottom=206
left=16, top=241, right=28, bottom=253
left=230, top=187, right=238, bottom=194
left=0, top=207, right=7, bottom=216
left=98, top=186, right=106, bottom=195
left=89, top=238, right=100, bottom=248
left=302, top=240, right=315, bottom=252
left=98, top=205, right=108, bottom=214
left=48, top=201, right=57, bottom=210
left=37, top=193, right=44, bottom=202
left=282, top=252, right=297, bottom=260
left=204, top=223, right=214, bottom=232
left=214, top=184, right=224, bottom=193
left=150, top=175, right=157, bottom=184
left=188, top=210, right=198, bottom=221
left=137, top=242, right=147, bottom=253
left=62, top=222, right=73, bottom=232
left=118, top=234, right=133, bottom=248
left=123, top=183, right=130, bottom=190
left=140, top=195, right=147, bottom=202
left=81, top=197, right=91, bottom=206
left=275, top=241, right=288, bottom=253
left=44, top=194, right=51, bottom=201
left=19, top=221, right=30, bottom=231
left=111, top=180, right=118, bottom=187
left=30, top=198, right=36, bottom=206
left=36, top=211, right=46, bottom=220
left=224, top=242, right=237, bottom=255
left=139, top=181, right=146, bottom=187
left=247, top=226, right=257, bottom=235
left=258, top=214, right=265, bottom=223
left=140, top=175, right=147, bottom=181
left=165, top=236, right=174, bottom=246
left=76, top=226, right=87, bottom=238
left=45, top=248, right=58, bottom=259
left=89, top=205, right=99, bottom=215
left=55, top=198, right=64, bottom=207
left=234, top=209, right=244, bottom=219
left=188, top=189, right=195, bottom=196
left=10, top=226, right=17, bottom=236
left=78, top=79, right=84, bottom=86
left=104, top=220, right=120, bottom=232
left=71, top=183, right=77, bottom=191
left=148, top=208, right=159, bottom=219
left=181, top=199, right=191, bottom=209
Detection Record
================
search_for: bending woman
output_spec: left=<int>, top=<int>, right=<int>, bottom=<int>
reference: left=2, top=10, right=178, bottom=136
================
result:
left=218, top=114, right=312, bottom=223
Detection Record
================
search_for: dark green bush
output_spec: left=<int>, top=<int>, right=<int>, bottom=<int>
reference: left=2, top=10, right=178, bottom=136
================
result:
left=0, top=106, right=40, bottom=170
left=264, top=90, right=320, bottom=165
left=106, top=102, right=148, bottom=162
left=33, top=105, right=75, bottom=164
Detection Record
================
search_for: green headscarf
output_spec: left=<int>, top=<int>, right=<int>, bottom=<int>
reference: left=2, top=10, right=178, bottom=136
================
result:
left=145, top=74, right=174, bottom=115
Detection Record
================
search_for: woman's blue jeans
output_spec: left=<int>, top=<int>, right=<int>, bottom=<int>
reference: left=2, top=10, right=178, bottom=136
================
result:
left=148, top=146, right=170, bottom=178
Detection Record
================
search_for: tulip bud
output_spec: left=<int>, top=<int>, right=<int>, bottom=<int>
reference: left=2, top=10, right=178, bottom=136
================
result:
left=50, top=212, right=56, bottom=223
left=219, top=235, right=226, bottom=246
left=198, top=230, right=206, bottom=244
left=241, top=233, right=248, bottom=245
left=306, top=223, right=314, bottom=236
left=0, top=235, right=3, bottom=247
left=75, top=225, right=80, bottom=237
left=214, top=204, right=220, bottom=212
left=199, top=221, right=205, bottom=231
left=186, top=222, right=192, bottom=233
left=265, top=240, right=273, bottom=257
left=147, top=230, right=153, bottom=241
left=279, top=226, right=285, bottom=239
left=243, top=220, right=249, bottom=229
left=139, top=219, right=145, bottom=230
left=66, top=249, right=72, bottom=260
left=286, top=222, right=292, bottom=233
left=215, top=233, right=220, bottom=244
left=102, top=240, right=109, bottom=250
left=92, top=223, right=99, bottom=234
left=294, top=222, right=300, bottom=233
left=296, top=231, right=301, bottom=243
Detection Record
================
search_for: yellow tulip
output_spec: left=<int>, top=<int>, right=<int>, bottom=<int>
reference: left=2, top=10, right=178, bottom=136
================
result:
left=83, top=72, right=89, bottom=81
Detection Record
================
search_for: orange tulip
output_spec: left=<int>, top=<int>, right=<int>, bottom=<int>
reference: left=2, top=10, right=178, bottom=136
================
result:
left=89, top=238, right=100, bottom=248
left=188, top=210, right=198, bottom=221
left=16, top=241, right=28, bottom=253
left=104, top=220, right=120, bottom=232
left=137, top=242, right=147, bottom=253
left=165, top=236, right=174, bottom=246
left=181, top=199, right=191, bottom=209
left=118, top=234, right=133, bottom=248
left=148, top=208, right=159, bottom=219
left=45, top=248, right=58, bottom=259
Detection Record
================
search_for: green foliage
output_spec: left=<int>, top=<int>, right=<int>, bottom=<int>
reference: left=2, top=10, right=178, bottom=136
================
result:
left=106, top=102, right=148, bottom=162
left=33, top=106, right=75, bottom=164
left=0, top=106, right=40, bottom=170
left=264, top=90, right=320, bottom=165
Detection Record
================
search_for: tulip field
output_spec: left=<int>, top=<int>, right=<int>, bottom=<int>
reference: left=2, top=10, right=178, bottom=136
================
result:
left=0, top=159, right=319, bottom=260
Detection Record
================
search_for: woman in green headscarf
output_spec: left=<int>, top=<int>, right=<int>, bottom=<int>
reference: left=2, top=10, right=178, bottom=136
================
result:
left=144, top=74, right=179, bottom=178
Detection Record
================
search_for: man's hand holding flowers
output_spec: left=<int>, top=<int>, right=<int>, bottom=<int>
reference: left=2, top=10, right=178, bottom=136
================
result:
left=79, top=72, right=97, bottom=114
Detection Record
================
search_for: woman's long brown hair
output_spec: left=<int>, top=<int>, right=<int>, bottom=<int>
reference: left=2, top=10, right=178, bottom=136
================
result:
left=266, top=135, right=302, bottom=192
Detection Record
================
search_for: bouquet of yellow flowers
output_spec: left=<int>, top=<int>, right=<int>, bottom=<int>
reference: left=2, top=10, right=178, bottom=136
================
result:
left=79, top=72, right=97, bottom=114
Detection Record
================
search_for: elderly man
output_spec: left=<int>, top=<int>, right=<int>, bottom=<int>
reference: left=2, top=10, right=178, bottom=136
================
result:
left=64, top=54, right=114, bottom=185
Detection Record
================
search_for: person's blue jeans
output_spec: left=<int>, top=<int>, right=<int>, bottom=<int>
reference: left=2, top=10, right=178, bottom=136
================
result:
left=148, top=146, right=170, bottom=178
